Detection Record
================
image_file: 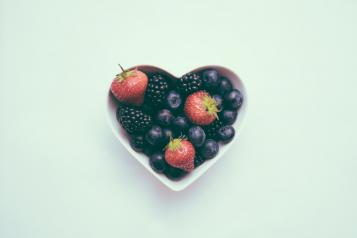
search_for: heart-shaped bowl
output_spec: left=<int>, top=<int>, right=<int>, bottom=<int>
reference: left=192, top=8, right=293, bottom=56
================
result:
left=106, top=65, right=248, bottom=191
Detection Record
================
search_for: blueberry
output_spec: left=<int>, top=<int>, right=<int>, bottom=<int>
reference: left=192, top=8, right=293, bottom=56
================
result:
left=172, top=116, right=190, bottom=134
left=149, top=152, right=167, bottom=173
left=221, top=110, right=238, bottom=125
left=202, top=69, right=220, bottom=90
left=145, top=125, right=164, bottom=146
left=200, top=139, right=219, bottom=160
left=166, top=90, right=182, bottom=111
left=129, top=135, right=146, bottom=152
left=218, top=77, right=233, bottom=95
left=156, top=109, right=173, bottom=127
left=217, top=126, right=235, bottom=144
left=224, top=89, right=243, bottom=110
left=162, top=128, right=175, bottom=145
left=188, top=126, right=206, bottom=147
left=164, top=165, right=187, bottom=180
left=212, top=94, right=223, bottom=110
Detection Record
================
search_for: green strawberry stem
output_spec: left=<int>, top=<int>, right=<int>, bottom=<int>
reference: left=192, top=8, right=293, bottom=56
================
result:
left=119, top=64, right=125, bottom=72
left=166, top=138, right=183, bottom=151
left=115, top=64, right=135, bottom=82
left=203, top=95, right=219, bottom=119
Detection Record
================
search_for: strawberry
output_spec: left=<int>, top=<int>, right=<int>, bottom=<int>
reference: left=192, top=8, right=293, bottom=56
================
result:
left=165, top=138, right=195, bottom=172
left=110, top=65, right=148, bottom=106
left=184, top=91, right=219, bottom=126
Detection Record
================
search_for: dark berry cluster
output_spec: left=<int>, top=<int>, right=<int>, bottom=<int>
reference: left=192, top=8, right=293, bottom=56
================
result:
left=145, top=74, right=170, bottom=107
left=116, top=106, right=153, bottom=134
left=115, top=69, right=243, bottom=181
left=177, top=72, right=202, bottom=95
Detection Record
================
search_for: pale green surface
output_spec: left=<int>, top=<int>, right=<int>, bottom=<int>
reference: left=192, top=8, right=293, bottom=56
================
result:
left=0, top=0, right=357, bottom=237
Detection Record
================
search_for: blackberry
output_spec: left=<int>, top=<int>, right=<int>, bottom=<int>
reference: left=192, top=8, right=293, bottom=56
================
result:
left=145, top=74, right=170, bottom=107
left=116, top=106, right=153, bottom=134
left=177, top=72, right=202, bottom=95
left=203, top=120, right=223, bottom=139
left=194, top=154, right=205, bottom=168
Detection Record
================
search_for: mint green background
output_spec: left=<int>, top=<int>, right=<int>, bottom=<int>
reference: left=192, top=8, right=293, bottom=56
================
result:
left=1, top=0, right=356, bottom=237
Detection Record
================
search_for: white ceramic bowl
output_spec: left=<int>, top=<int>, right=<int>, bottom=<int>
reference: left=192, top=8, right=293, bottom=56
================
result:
left=106, top=65, right=248, bottom=191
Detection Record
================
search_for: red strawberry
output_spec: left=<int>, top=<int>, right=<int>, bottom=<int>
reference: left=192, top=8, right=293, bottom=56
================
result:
left=184, top=91, right=219, bottom=126
left=165, top=138, right=195, bottom=172
left=110, top=65, right=148, bottom=106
